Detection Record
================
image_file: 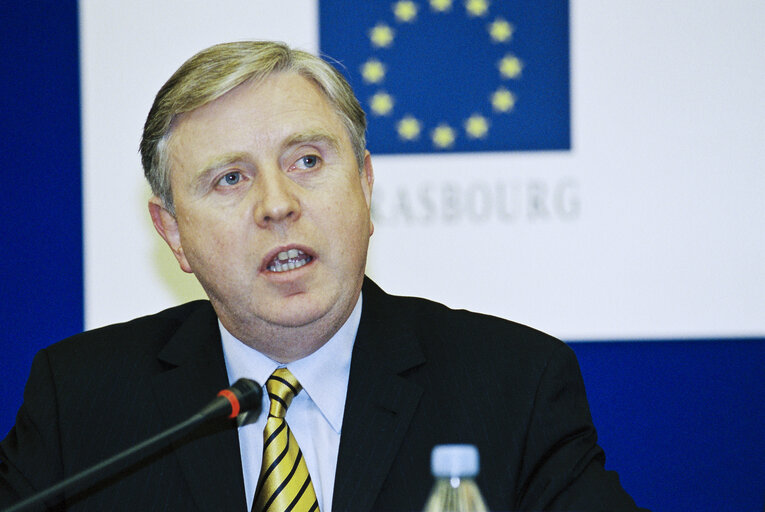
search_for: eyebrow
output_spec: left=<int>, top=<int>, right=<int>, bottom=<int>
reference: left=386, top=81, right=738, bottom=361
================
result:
left=189, top=130, right=344, bottom=192
left=280, top=129, right=342, bottom=155
left=192, top=152, right=250, bottom=192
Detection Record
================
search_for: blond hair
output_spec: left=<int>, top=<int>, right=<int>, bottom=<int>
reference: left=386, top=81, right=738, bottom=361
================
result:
left=140, top=41, right=366, bottom=213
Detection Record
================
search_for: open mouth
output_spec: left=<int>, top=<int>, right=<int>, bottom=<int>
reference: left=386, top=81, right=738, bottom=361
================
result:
left=266, top=248, right=313, bottom=273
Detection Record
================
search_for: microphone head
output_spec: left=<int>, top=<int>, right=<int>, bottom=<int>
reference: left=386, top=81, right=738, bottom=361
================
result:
left=229, top=378, right=263, bottom=415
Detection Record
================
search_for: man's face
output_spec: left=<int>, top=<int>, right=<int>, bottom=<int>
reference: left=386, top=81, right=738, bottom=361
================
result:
left=150, top=72, right=374, bottom=354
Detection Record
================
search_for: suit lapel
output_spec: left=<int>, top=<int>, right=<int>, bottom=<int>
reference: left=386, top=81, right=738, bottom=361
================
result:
left=151, top=302, right=248, bottom=512
left=332, top=279, right=426, bottom=512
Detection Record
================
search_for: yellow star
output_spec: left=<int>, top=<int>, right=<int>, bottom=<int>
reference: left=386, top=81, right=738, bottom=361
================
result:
left=430, top=0, right=452, bottom=12
left=465, top=0, right=489, bottom=17
left=370, top=92, right=394, bottom=116
left=499, top=54, right=523, bottom=79
left=369, top=23, right=395, bottom=48
left=394, top=0, right=418, bottom=22
left=397, top=115, right=422, bottom=140
left=488, top=18, right=513, bottom=43
left=491, top=87, right=516, bottom=112
left=464, top=114, right=489, bottom=139
left=361, top=59, right=386, bottom=84
left=432, top=124, right=456, bottom=148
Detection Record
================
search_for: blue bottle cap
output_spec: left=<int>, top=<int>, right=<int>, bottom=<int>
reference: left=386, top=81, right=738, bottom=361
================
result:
left=431, top=444, right=480, bottom=478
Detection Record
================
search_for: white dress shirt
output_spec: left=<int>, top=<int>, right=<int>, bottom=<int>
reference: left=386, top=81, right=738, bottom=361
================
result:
left=220, top=295, right=361, bottom=512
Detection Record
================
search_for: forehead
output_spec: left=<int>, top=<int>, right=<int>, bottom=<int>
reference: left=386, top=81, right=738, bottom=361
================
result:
left=167, top=72, right=348, bottom=166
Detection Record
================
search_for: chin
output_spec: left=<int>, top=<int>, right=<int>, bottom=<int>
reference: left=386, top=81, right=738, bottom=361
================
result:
left=260, top=299, right=332, bottom=329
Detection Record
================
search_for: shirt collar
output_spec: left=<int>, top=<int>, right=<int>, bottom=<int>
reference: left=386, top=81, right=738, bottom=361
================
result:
left=219, top=293, right=362, bottom=433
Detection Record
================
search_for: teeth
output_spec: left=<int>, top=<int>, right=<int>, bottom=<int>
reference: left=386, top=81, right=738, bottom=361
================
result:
left=277, top=249, right=302, bottom=262
left=267, top=249, right=312, bottom=273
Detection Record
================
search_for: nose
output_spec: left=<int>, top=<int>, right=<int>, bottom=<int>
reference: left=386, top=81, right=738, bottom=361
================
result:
left=253, top=169, right=301, bottom=228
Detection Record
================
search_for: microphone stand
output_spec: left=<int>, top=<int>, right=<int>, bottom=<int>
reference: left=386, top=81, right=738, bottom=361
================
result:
left=2, top=378, right=262, bottom=512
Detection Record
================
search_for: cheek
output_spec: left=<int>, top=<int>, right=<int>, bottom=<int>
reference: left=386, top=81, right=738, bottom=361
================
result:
left=335, top=207, right=373, bottom=257
left=177, top=215, right=238, bottom=261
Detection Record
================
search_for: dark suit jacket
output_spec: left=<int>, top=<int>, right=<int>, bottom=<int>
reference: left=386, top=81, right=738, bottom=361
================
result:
left=1, top=278, right=646, bottom=511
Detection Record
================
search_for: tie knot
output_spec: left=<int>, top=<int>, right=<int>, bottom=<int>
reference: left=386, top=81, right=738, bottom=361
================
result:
left=266, top=368, right=302, bottom=418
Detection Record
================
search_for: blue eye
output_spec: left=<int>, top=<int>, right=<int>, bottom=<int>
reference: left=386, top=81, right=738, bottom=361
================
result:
left=219, top=172, right=241, bottom=186
left=297, top=155, right=319, bottom=169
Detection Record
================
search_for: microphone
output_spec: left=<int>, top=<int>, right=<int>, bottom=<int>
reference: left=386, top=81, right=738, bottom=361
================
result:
left=195, top=377, right=262, bottom=421
left=2, top=378, right=262, bottom=512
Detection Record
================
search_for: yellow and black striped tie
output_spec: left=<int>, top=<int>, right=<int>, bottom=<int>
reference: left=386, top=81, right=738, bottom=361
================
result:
left=252, top=368, right=320, bottom=512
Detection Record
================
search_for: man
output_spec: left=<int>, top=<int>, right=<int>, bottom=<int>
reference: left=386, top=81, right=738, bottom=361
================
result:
left=0, top=41, right=647, bottom=511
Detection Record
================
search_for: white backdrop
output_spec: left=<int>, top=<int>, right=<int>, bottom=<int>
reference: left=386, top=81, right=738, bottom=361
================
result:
left=81, top=1, right=765, bottom=341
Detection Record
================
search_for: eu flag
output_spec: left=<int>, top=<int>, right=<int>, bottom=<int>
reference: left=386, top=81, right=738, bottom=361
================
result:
left=319, top=0, right=570, bottom=154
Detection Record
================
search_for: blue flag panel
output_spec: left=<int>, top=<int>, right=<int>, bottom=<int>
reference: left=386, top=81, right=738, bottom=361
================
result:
left=320, top=0, right=570, bottom=154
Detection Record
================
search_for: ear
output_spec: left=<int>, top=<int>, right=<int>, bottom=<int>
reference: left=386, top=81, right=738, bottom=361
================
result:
left=148, top=197, right=193, bottom=274
left=361, top=150, right=375, bottom=236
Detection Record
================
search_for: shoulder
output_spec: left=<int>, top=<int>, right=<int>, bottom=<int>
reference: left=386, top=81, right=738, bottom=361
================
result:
left=40, top=300, right=216, bottom=370
left=406, top=293, right=568, bottom=370
left=362, top=277, right=573, bottom=374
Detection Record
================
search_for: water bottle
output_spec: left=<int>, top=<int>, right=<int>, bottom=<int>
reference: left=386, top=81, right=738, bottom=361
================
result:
left=422, top=444, right=489, bottom=512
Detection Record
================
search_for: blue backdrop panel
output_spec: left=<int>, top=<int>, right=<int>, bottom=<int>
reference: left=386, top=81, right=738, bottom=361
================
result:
left=572, top=339, right=765, bottom=512
left=0, top=1, right=83, bottom=430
